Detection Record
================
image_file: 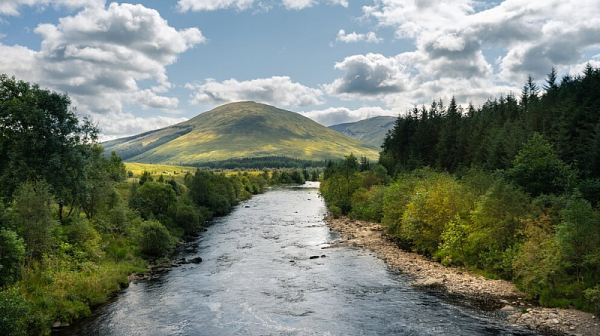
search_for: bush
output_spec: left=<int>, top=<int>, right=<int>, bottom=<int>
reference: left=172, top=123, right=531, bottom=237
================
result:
left=584, top=285, right=600, bottom=315
left=175, top=204, right=201, bottom=234
left=329, top=206, right=342, bottom=219
left=137, top=220, right=173, bottom=258
left=399, top=172, right=470, bottom=255
left=466, top=179, right=530, bottom=278
left=0, top=229, right=25, bottom=287
left=0, top=287, right=29, bottom=336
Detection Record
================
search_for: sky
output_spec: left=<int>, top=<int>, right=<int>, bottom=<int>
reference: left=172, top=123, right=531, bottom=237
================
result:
left=1, top=0, right=600, bottom=140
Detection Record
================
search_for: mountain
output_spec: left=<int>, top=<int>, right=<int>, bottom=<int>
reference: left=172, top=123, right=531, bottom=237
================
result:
left=329, top=116, right=397, bottom=147
left=102, top=102, right=379, bottom=165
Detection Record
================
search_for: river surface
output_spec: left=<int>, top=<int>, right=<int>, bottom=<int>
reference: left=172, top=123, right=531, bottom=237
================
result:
left=58, top=182, right=540, bottom=336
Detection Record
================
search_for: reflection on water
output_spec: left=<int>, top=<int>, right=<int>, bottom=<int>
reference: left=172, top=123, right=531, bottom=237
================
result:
left=57, top=182, right=539, bottom=336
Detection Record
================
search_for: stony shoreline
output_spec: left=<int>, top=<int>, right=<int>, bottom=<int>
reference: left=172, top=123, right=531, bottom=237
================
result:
left=324, top=216, right=599, bottom=336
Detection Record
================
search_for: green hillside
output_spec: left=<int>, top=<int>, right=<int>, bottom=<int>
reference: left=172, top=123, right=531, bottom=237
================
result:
left=329, top=116, right=396, bottom=147
left=103, top=102, right=379, bottom=165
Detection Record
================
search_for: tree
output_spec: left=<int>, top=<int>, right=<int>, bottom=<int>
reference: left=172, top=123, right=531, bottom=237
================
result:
left=106, top=151, right=127, bottom=182
left=13, top=181, right=58, bottom=261
left=556, top=193, right=600, bottom=288
left=130, top=182, right=177, bottom=219
left=0, top=75, right=98, bottom=222
left=137, top=220, right=173, bottom=257
left=139, top=171, right=153, bottom=185
left=0, top=229, right=25, bottom=286
left=508, top=133, right=575, bottom=196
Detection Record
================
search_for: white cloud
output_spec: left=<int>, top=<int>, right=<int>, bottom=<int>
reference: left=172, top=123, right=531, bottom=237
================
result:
left=364, top=0, right=600, bottom=84
left=301, top=106, right=400, bottom=126
left=186, top=76, right=324, bottom=107
left=177, top=0, right=347, bottom=12
left=321, top=0, right=600, bottom=112
left=97, top=113, right=188, bottom=141
left=335, top=29, right=383, bottom=44
left=0, top=2, right=204, bottom=138
left=0, top=0, right=104, bottom=15
left=324, top=53, right=408, bottom=98
left=177, top=0, right=256, bottom=12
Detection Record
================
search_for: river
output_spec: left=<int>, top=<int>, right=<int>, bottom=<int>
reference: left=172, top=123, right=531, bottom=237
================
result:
left=57, top=182, right=540, bottom=336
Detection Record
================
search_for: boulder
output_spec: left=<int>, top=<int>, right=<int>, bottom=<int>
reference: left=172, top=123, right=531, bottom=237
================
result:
left=501, top=305, right=516, bottom=311
left=189, top=257, right=203, bottom=263
left=413, top=277, right=444, bottom=288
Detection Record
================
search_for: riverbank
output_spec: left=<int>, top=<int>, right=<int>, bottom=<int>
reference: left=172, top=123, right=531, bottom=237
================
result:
left=325, top=215, right=600, bottom=336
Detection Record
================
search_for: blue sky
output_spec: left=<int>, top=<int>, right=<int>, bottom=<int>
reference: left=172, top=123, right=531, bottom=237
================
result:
left=1, top=0, right=599, bottom=139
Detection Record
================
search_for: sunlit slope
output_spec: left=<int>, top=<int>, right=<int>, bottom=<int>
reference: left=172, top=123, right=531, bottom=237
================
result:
left=103, top=102, right=379, bottom=164
left=329, top=116, right=397, bottom=147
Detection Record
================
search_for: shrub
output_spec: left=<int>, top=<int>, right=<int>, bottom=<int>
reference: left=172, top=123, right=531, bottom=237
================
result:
left=137, top=220, right=173, bottom=258
left=329, top=206, right=342, bottom=219
left=0, top=287, right=29, bottom=336
left=0, top=229, right=25, bottom=287
left=400, top=172, right=470, bottom=255
left=175, top=204, right=201, bottom=234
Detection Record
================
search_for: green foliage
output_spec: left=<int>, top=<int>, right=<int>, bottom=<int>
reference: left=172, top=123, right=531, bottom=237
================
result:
left=0, top=229, right=25, bottom=287
left=138, top=171, right=153, bottom=186
left=175, top=204, right=201, bottom=234
left=467, top=180, right=530, bottom=277
left=350, top=185, right=385, bottom=222
left=400, top=172, right=470, bottom=255
left=584, top=285, right=600, bottom=315
left=0, top=287, right=29, bottom=336
left=0, top=75, right=98, bottom=218
left=320, top=155, right=362, bottom=214
left=508, top=133, right=575, bottom=196
left=130, top=182, right=177, bottom=219
left=137, top=220, right=173, bottom=258
left=556, top=193, right=600, bottom=289
left=107, top=151, right=127, bottom=182
left=513, top=214, right=562, bottom=298
left=328, top=205, right=342, bottom=219
left=13, top=181, right=59, bottom=261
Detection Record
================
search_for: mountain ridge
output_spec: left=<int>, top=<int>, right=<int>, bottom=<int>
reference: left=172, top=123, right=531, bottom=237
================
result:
left=102, top=101, right=379, bottom=165
left=329, top=116, right=397, bottom=147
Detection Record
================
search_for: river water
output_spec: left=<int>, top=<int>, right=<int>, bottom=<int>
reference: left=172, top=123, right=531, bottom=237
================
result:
left=57, top=182, right=540, bottom=336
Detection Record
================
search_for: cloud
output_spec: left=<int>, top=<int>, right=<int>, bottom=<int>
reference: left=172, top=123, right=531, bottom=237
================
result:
left=177, top=0, right=256, bottom=12
left=0, top=2, right=204, bottom=138
left=324, top=53, right=408, bottom=98
left=335, top=29, right=383, bottom=44
left=177, top=0, right=347, bottom=12
left=364, top=0, right=600, bottom=84
left=97, top=113, right=188, bottom=141
left=0, top=0, right=104, bottom=15
left=320, top=0, right=600, bottom=113
left=186, top=76, right=324, bottom=107
left=301, top=106, right=399, bottom=126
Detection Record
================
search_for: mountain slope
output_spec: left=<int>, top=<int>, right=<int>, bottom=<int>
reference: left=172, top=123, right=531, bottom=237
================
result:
left=103, top=102, right=379, bottom=165
left=329, top=116, right=396, bottom=147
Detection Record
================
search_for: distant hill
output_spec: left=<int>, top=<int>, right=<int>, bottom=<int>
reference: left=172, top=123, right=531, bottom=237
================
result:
left=329, top=116, right=397, bottom=147
left=102, top=102, right=379, bottom=165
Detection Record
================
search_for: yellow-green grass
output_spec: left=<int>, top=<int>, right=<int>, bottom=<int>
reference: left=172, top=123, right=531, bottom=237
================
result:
left=124, top=162, right=197, bottom=176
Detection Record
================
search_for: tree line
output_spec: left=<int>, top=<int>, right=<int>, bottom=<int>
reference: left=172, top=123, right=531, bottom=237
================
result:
left=321, top=65, right=600, bottom=316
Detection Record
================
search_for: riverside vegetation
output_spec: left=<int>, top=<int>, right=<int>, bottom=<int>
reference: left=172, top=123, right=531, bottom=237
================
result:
left=320, top=66, right=600, bottom=317
left=0, top=75, right=317, bottom=335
